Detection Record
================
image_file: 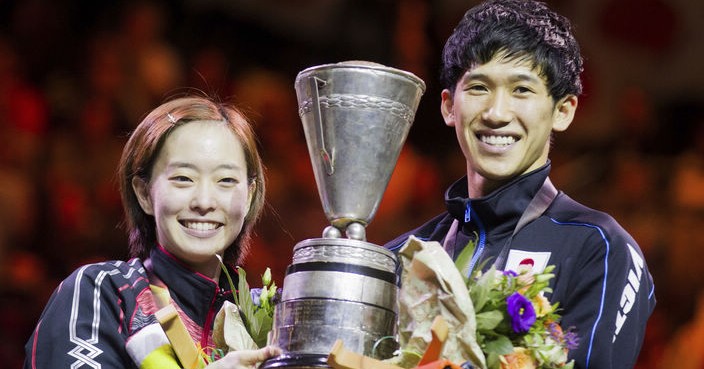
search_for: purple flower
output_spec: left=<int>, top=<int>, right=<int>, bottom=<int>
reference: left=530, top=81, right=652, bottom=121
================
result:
left=506, top=292, right=536, bottom=333
left=563, top=328, right=580, bottom=350
left=250, top=288, right=262, bottom=306
left=547, top=322, right=580, bottom=350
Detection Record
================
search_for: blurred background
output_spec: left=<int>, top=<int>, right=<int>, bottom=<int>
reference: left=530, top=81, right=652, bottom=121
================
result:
left=1, top=0, right=702, bottom=368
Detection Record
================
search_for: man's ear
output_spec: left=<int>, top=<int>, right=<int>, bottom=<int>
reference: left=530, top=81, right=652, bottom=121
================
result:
left=440, top=89, right=456, bottom=127
left=131, top=177, right=154, bottom=215
left=552, top=95, right=578, bottom=132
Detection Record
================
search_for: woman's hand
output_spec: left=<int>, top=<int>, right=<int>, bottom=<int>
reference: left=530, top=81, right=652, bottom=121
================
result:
left=205, top=346, right=282, bottom=369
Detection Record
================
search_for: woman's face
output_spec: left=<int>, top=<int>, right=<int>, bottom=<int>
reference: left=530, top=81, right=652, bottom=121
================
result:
left=133, top=120, right=251, bottom=277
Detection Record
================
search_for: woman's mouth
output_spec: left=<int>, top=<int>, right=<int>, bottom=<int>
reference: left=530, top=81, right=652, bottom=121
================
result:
left=181, top=221, right=221, bottom=231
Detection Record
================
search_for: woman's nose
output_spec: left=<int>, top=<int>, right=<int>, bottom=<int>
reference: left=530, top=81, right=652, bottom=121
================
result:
left=190, top=182, right=217, bottom=213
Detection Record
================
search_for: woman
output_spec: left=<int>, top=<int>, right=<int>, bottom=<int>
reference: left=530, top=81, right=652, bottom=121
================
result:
left=24, top=96, right=281, bottom=369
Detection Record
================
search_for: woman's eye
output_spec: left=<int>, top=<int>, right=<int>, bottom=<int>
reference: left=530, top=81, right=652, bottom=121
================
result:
left=219, top=177, right=238, bottom=184
left=171, top=175, right=192, bottom=182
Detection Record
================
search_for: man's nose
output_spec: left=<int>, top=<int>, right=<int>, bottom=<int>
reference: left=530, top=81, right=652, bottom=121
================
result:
left=481, top=91, right=513, bottom=125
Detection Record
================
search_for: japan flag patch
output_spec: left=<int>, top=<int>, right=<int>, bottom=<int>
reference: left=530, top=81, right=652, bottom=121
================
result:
left=505, top=250, right=552, bottom=273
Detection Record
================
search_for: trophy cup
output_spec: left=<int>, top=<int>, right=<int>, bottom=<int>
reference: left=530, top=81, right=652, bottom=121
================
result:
left=261, top=61, right=425, bottom=369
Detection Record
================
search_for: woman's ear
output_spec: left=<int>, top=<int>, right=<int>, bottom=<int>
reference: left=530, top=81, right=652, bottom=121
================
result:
left=245, top=181, right=256, bottom=216
left=440, top=89, right=456, bottom=127
left=552, top=95, right=578, bottom=132
left=131, top=177, right=154, bottom=215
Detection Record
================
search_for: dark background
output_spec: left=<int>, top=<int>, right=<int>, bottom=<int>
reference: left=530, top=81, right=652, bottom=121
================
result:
left=1, top=0, right=703, bottom=368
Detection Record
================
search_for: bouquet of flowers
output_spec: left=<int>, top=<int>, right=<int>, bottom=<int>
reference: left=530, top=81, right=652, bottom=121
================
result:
left=391, top=236, right=577, bottom=369
left=149, top=258, right=279, bottom=369
left=468, top=264, right=578, bottom=369
left=206, top=257, right=279, bottom=363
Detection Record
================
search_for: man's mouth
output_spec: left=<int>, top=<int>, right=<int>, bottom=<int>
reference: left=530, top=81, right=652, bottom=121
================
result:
left=181, top=221, right=221, bottom=231
left=479, top=134, right=517, bottom=146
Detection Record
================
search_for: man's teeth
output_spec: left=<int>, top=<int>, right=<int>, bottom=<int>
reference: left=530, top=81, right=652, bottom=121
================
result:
left=185, top=221, right=219, bottom=231
left=481, top=135, right=516, bottom=146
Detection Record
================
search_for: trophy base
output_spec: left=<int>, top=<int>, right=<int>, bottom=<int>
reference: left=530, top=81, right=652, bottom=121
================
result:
left=261, top=353, right=329, bottom=369
left=269, top=237, right=399, bottom=361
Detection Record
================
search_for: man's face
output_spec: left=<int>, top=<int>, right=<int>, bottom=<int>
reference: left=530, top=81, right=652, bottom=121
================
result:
left=441, top=55, right=576, bottom=194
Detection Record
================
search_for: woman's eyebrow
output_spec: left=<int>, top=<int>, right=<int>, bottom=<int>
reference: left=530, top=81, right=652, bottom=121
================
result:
left=167, top=162, right=244, bottom=171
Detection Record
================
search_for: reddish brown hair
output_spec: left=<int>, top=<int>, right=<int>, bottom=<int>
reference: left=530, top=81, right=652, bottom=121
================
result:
left=117, top=95, right=266, bottom=264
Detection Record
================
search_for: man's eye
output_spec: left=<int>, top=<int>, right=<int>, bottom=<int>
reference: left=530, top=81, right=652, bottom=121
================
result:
left=514, top=86, right=533, bottom=94
left=466, top=84, right=487, bottom=92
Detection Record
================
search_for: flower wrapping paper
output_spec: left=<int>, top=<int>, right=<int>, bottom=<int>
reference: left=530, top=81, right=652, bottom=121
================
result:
left=387, top=235, right=487, bottom=369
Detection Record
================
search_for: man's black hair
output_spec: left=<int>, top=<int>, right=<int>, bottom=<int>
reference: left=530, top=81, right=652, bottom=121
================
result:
left=440, top=0, right=584, bottom=100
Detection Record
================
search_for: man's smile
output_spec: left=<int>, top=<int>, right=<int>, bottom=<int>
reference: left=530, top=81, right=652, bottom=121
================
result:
left=478, top=133, right=518, bottom=147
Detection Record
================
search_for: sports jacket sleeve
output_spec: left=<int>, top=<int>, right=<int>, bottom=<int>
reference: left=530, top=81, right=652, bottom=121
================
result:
left=557, top=227, right=655, bottom=369
left=24, top=263, right=138, bottom=369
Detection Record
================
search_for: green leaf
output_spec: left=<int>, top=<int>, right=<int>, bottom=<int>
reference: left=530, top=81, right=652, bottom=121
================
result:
left=476, top=310, right=503, bottom=331
left=216, top=255, right=238, bottom=300
left=483, top=335, right=513, bottom=356
left=236, top=267, right=256, bottom=329
left=246, top=309, right=273, bottom=348
left=485, top=352, right=501, bottom=369
left=454, top=237, right=476, bottom=283
left=213, top=258, right=275, bottom=349
left=234, top=266, right=275, bottom=348
left=470, top=268, right=499, bottom=312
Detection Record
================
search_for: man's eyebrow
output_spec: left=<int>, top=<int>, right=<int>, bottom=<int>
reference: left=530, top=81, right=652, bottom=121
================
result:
left=460, top=72, right=542, bottom=83
left=508, top=73, right=543, bottom=84
left=461, top=71, right=489, bottom=82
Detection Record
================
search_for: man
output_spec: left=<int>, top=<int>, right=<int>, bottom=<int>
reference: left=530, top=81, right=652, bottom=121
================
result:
left=386, top=1, right=656, bottom=368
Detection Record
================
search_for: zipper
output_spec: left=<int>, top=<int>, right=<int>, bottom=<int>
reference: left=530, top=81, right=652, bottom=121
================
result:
left=465, top=201, right=486, bottom=278
left=201, top=287, right=226, bottom=353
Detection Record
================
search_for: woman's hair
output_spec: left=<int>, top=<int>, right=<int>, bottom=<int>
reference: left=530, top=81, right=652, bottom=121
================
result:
left=440, top=0, right=584, bottom=100
left=117, top=95, right=266, bottom=264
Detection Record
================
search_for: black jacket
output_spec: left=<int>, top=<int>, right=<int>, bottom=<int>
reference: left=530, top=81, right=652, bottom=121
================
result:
left=24, top=245, right=236, bottom=369
left=386, top=164, right=656, bottom=369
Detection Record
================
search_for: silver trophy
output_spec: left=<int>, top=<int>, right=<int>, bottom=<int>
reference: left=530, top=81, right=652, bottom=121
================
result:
left=262, top=61, right=425, bottom=369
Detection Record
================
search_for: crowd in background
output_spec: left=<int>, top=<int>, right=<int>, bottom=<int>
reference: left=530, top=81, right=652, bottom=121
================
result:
left=1, top=0, right=703, bottom=368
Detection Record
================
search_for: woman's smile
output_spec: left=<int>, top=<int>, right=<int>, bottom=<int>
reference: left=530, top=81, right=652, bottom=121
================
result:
left=181, top=220, right=222, bottom=232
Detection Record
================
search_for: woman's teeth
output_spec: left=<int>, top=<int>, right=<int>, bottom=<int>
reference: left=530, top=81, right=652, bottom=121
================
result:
left=184, top=221, right=219, bottom=231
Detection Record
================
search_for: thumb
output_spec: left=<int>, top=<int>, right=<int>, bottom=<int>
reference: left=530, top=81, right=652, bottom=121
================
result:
left=236, top=346, right=282, bottom=365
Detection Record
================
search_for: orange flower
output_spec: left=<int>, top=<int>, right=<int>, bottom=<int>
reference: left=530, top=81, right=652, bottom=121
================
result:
left=499, top=348, right=537, bottom=369
left=532, top=294, right=553, bottom=317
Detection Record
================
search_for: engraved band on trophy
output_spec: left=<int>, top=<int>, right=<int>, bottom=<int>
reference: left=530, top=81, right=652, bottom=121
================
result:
left=261, top=61, right=425, bottom=369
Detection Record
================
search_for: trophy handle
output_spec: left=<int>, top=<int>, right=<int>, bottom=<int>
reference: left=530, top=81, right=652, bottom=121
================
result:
left=310, top=76, right=335, bottom=175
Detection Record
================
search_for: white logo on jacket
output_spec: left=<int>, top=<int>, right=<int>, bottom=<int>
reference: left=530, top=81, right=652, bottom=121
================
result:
left=613, top=243, right=645, bottom=342
left=505, top=250, right=551, bottom=273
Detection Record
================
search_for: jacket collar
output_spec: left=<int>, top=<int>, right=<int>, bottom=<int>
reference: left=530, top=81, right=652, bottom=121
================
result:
left=147, top=245, right=236, bottom=326
left=445, top=162, right=551, bottom=236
